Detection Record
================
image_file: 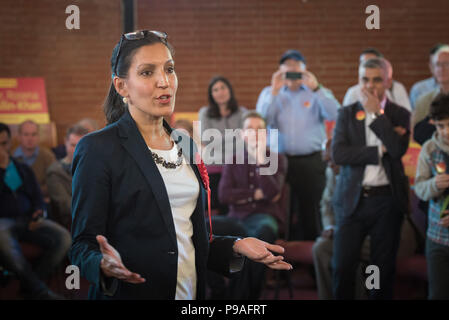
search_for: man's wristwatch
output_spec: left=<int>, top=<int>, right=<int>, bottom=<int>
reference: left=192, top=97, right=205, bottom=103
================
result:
left=373, top=111, right=382, bottom=118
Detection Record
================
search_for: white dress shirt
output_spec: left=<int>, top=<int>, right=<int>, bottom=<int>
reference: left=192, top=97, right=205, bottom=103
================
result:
left=362, top=98, right=390, bottom=187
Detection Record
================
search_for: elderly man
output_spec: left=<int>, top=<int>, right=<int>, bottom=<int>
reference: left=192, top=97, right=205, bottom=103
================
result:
left=332, top=58, right=410, bottom=299
left=413, top=45, right=449, bottom=144
left=409, top=43, right=445, bottom=109
left=413, top=45, right=449, bottom=125
left=13, top=120, right=56, bottom=199
left=256, top=49, right=340, bottom=241
left=343, top=48, right=411, bottom=111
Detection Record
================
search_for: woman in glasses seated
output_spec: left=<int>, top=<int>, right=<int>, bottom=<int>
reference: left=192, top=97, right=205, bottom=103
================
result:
left=69, top=30, right=292, bottom=300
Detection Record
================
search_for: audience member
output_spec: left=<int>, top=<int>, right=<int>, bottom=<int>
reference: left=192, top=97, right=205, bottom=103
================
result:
left=314, top=138, right=417, bottom=300
left=52, top=118, right=100, bottom=160
left=413, top=45, right=449, bottom=137
left=312, top=138, right=369, bottom=300
left=343, top=48, right=411, bottom=111
left=331, top=58, right=410, bottom=299
left=410, top=44, right=445, bottom=109
left=208, top=111, right=286, bottom=299
left=0, top=122, right=71, bottom=299
left=414, top=94, right=449, bottom=299
left=198, top=76, right=248, bottom=215
left=46, top=124, right=89, bottom=229
left=256, top=49, right=340, bottom=241
left=13, top=120, right=56, bottom=200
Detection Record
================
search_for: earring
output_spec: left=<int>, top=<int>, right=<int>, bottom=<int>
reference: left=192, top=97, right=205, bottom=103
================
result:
left=123, top=97, right=128, bottom=104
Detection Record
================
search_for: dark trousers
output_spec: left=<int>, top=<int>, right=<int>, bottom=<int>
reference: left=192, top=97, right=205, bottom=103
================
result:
left=426, top=238, right=449, bottom=299
left=332, top=194, right=403, bottom=300
left=206, top=214, right=278, bottom=299
left=0, top=218, right=71, bottom=296
left=287, top=152, right=326, bottom=241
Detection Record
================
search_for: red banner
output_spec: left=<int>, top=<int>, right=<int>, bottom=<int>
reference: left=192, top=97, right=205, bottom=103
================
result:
left=0, top=77, right=50, bottom=124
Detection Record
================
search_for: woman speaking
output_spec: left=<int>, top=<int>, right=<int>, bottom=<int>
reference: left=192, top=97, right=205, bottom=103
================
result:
left=69, top=30, right=292, bottom=300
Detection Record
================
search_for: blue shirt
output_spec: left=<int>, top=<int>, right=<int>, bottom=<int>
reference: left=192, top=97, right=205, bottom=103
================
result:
left=256, top=85, right=340, bottom=155
left=409, top=77, right=439, bottom=110
left=13, top=146, right=39, bottom=167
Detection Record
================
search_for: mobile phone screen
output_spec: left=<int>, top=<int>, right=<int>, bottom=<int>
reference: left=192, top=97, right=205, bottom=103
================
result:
left=285, top=72, right=303, bottom=80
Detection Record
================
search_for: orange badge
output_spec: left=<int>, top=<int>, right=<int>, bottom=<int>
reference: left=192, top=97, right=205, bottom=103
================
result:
left=436, top=162, right=446, bottom=174
left=304, top=101, right=311, bottom=108
left=356, top=110, right=366, bottom=121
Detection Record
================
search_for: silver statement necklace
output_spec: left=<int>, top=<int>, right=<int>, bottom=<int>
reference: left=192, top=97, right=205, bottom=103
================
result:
left=151, top=142, right=183, bottom=169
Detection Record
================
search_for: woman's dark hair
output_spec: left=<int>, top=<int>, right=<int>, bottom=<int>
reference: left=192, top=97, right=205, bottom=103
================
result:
left=429, top=94, right=449, bottom=121
left=206, top=76, right=239, bottom=119
left=103, top=32, right=175, bottom=124
left=0, top=122, right=11, bottom=138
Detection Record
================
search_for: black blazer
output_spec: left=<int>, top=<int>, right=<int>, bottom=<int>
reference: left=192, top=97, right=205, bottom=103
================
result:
left=70, top=110, right=240, bottom=300
left=331, top=101, right=410, bottom=220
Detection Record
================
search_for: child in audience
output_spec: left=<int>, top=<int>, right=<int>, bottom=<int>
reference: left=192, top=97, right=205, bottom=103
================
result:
left=414, top=93, right=449, bottom=299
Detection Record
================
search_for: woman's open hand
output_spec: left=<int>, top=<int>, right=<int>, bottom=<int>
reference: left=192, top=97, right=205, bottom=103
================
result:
left=97, top=235, right=146, bottom=284
left=233, top=237, right=293, bottom=270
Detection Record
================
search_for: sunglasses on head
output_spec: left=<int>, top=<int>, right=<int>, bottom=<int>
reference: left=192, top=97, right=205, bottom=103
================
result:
left=113, top=30, right=168, bottom=78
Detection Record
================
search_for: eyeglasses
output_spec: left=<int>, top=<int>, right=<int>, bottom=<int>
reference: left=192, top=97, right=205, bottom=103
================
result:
left=434, top=62, right=449, bottom=69
left=113, top=30, right=168, bottom=78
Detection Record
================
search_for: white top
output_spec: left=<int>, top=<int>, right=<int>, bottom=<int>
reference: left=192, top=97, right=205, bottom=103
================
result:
left=150, top=143, right=200, bottom=300
left=362, top=98, right=389, bottom=187
left=343, top=81, right=411, bottom=111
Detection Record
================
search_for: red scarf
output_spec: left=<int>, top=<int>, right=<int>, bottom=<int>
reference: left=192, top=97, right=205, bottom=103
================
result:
left=195, top=153, right=213, bottom=243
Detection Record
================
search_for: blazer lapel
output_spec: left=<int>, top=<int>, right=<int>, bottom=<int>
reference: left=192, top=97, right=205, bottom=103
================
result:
left=354, top=102, right=367, bottom=145
left=169, top=125, right=209, bottom=239
left=116, top=111, right=177, bottom=247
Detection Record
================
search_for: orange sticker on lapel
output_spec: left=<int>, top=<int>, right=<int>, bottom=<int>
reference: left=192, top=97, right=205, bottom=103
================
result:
left=304, top=101, right=311, bottom=108
left=356, top=110, right=366, bottom=121
left=436, top=162, right=446, bottom=174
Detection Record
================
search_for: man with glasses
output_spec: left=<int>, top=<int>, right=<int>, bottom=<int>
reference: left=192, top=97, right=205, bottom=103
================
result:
left=413, top=46, right=449, bottom=144
left=410, top=44, right=446, bottom=110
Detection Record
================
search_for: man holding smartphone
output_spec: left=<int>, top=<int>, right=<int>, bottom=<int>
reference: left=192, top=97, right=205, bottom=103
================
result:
left=256, top=49, right=341, bottom=241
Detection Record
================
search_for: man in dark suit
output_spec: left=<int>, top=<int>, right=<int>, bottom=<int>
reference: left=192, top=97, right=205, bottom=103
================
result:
left=331, top=58, right=410, bottom=299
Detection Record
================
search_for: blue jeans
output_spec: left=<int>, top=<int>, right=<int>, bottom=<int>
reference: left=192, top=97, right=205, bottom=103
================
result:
left=426, top=238, right=449, bottom=299
left=0, top=218, right=71, bottom=296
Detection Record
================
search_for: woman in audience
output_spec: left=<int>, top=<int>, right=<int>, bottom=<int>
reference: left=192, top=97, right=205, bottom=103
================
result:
left=198, top=76, right=248, bottom=215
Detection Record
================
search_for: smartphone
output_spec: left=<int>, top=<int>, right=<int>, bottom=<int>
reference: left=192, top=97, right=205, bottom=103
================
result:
left=285, top=72, right=303, bottom=80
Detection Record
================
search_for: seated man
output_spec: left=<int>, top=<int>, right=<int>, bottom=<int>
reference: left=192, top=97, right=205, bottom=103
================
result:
left=52, top=118, right=100, bottom=160
left=47, top=124, right=89, bottom=229
left=0, top=123, right=71, bottom=299
left=13, top=120, right=56, bottom=200
left=209, top=111, right=286, bottom=299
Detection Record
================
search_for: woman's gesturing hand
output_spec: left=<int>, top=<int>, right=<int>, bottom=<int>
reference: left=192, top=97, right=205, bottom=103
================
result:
left=97, top=235, right=146, bottom=284
left=233, top=237, right=293, bottom=270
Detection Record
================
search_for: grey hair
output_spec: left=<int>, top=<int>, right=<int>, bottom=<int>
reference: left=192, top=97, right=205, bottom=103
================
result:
left=358, top=57, right=389, bottom=80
